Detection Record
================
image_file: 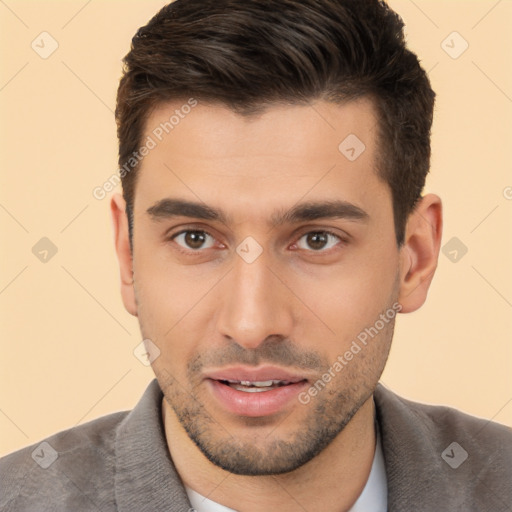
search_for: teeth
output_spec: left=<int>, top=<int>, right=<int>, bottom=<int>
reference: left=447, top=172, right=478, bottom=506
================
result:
left=240, top=380, right=275, bottom=387
left=224, top=379, right=289, bottom=392
left=233, top=385, right=272, bottom=393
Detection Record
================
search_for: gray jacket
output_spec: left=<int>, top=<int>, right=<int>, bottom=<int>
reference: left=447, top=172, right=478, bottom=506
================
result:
left=1, top=379, right=511, bottom=511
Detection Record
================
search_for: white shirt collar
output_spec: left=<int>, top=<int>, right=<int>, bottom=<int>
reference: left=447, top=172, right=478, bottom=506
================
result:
left=187, top=487, right=238, bottom=512
left=349, top=425, right=387, bottom=512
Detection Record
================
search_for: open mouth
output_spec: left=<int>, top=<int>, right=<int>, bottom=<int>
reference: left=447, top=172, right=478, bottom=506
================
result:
left=204, top=366, right=311, bottom=416
left=207, top=375, right=309, bottom=417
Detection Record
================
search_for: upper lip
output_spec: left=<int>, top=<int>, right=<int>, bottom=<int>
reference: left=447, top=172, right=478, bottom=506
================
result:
left=204, top=365, right=309, bottom=384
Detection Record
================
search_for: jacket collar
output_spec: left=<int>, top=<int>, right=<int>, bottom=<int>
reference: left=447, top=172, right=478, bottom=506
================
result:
left=114, top=379, right=191, bottom=511
left=373, top=383, right=484, bottom=511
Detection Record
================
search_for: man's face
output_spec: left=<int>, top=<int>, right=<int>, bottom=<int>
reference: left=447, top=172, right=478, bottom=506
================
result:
left=129, top=99, right=403, bottom=475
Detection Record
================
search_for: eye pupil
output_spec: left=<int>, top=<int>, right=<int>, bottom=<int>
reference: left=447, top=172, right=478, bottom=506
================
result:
left=307, top=232, right=328, bottom=250
left=185, top=231, right=206, bottom=249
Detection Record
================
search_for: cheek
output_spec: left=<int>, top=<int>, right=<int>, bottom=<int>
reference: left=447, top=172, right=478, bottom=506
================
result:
left=133, top=256, right=218, bottom=373
left=290, top=243, right=399, bottom=349
left=134, top=243, right=198, bottom=322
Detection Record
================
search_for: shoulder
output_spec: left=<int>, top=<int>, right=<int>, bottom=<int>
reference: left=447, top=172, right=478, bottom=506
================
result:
left=0, top=410, right=129, bottom=512
left=374, top=384, right=512, bottom=510
left=375, top=384, right=512, bottom=449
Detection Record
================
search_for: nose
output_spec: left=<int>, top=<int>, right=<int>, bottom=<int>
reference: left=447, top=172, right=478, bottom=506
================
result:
left=216, top=249, right=294, bottom=350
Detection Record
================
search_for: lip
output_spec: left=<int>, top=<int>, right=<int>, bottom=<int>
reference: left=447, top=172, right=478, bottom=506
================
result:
left=205, top=365, right=308, bottom=384
left=204, top=365, right=309, bottom=418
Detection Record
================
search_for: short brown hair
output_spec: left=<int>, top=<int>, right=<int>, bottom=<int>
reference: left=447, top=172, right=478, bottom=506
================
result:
left=116, top=0, right=435, bottom=246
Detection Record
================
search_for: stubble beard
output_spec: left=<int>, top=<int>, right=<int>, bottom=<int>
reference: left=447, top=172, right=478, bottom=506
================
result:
left=157, top=321, right=393, bottom=476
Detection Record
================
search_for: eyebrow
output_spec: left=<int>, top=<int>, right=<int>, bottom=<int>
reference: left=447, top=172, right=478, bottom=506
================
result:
left=146, top=198, right=369, bottom=227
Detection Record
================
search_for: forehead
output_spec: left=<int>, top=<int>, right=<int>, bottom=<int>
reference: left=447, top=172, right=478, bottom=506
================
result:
left=144, top=98, right=378, bottom=161
left=135, top=98, right=389, bottom=224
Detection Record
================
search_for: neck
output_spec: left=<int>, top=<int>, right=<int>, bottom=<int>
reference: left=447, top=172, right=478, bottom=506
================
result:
left=162, top=395, right=376, bottom=512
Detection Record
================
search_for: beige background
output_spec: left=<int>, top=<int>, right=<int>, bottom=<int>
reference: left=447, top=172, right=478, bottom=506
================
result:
left=1, top=0, right=511, bottom=457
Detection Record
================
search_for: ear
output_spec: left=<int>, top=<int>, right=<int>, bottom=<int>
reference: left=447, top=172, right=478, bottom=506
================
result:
left=110, top=193, right=138, bottom=317
left=398, top=193, right=443, bottom=313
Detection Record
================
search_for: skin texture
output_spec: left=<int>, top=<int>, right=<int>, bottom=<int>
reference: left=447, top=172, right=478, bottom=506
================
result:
left=111, top=98, right=442, bottom=512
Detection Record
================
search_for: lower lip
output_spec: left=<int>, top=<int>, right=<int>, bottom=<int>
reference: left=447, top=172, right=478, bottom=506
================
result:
left=207, top=379, right=308, bottom=417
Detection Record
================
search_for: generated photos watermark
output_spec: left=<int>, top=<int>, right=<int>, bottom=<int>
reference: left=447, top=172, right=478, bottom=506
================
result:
left=92, top=98, right=198, bottom=200
left=298, top=302, right=402, bottom=404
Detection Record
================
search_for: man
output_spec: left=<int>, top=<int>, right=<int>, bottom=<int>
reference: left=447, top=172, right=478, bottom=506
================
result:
left=1, top=0, right=511, bottom=511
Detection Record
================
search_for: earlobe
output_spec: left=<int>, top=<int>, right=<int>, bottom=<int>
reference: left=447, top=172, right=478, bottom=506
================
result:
left=110, top=193, right=138, bottom=317
left=398, top=194, right=443, bottom=313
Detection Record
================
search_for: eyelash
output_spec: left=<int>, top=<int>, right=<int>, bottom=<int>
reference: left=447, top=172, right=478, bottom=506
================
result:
left=168, top=228, right=347, bottom=255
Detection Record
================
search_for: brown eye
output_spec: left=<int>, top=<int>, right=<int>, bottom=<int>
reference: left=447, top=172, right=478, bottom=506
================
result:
left=172, top=230, right=215, bottom=250
left=296, top=231, right=341, bottom=251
